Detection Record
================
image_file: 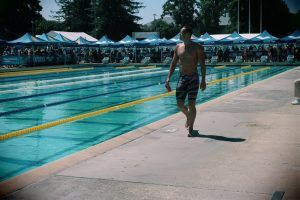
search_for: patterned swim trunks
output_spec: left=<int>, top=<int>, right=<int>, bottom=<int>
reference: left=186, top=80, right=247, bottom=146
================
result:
left=176, top=73, right=199, bottom=101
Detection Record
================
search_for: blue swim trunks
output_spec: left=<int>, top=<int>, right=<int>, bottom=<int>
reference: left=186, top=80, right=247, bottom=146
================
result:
left=176, top=73, right=199, bottom=101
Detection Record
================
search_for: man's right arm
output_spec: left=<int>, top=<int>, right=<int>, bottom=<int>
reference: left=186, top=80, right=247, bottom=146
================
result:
left=166, top=45, right=178, bottom=82
left=165, top=45, right=178, bottom=92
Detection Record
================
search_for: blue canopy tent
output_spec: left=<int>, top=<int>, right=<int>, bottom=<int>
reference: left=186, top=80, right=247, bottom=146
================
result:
left=114, top=35, right=138, bottom=47
left=75, top=36, right=95, bottom=46
left=136, top=33, right=167, bottom=47
left=195, top=32, right=217, bottom=45
left=8, top=33, right=48, bottom=45
left=96, top=35, right=115, bottom=47
left=7, top=33, right=49, bottom=66
left=37, top=33, right=60, bottom=43
left=280, top=30, right=300, bottom=43
left=165, top=33, right=198, bottom=46
left=218, top=32, right=247, bottom=44
left=248, top=30, right=278, bottom=44
left=53, top=33, right=77, bottom=46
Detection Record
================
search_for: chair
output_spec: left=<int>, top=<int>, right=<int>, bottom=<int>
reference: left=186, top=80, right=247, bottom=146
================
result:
left=102, top=57, right=109, bottom=64
left=235, top=55, right=243, bottom=63
left=142, top=56, right=151, bottom=65
left=163, top=57, right=172, bottom=64
left=287, top=55, right=294, bottom=63
left=121, top=56, right=130, bottom=64
left=260, top=55, right=268, bottom=63
left=210, top=56, right=218, bottom=64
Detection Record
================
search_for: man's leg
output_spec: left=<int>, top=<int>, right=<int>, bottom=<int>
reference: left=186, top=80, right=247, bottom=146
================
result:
left=187, top=100, right=196, bottom=134
left=177, top=100, right=189, bottom=128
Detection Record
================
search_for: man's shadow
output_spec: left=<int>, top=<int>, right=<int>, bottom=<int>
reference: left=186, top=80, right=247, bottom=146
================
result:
left=189, top=130, right=246, bottom=142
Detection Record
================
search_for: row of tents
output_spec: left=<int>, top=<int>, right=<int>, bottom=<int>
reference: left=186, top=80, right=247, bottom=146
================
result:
left=1, top=30, right=300, bottom=48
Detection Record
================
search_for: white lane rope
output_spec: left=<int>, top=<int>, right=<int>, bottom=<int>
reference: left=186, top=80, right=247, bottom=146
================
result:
left=0, top=68, right=162, bottom=89
left=0, top=68, right=174, bottom=94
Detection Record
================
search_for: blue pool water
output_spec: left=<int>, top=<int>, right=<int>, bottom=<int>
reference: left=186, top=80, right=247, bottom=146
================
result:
left=0, top=65, right=292, bottom=181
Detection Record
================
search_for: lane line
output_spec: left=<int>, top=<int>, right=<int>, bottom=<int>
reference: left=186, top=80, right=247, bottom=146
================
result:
left=214, top=65, right=226, bottom=69
left=0, top=67, right=237, bottom=103
left=0, top=68, right=162, bottom=89
left=0, top=68, right=94, bottom=78
left=0, top=67, right=269, bottom=141
left=0, top=68, right=165, bottom=94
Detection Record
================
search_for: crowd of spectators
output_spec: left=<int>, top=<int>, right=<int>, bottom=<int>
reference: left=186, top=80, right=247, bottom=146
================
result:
left=0, top=42, right=299, bottom=67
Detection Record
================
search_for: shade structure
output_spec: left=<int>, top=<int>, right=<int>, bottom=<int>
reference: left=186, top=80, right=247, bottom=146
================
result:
left=8, top=33, right=48, bottom=45
left=114, top=35, right=138, bottom=47
left=280, top=30, right=300, bottom=43
left=53, top=33, right=77, bottom=46
left=96, top=35, right=115, bottom=47
left=136, top=33, right=167, bottom=47
left=165, top=33, right=198, bottom=46
left=218, top=31, right=247, bottom=44
left=37, top=33, right=60, bottom=43
left=248, top=30, right=278, bottom=44
left=195, top=32, right=217, bottom=45
left=75, top=36, right=95, bottom=46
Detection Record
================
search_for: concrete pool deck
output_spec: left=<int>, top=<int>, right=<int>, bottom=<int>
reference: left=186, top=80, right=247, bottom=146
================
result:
left=1, top=66, right=299, bottom=200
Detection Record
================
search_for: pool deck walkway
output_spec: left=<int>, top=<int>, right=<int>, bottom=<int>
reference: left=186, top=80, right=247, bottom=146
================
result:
left=1, top=66, right=300, bottom=200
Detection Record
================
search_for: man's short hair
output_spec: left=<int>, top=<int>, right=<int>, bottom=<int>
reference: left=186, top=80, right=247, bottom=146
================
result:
left=182, top=26, right=193, bottom=36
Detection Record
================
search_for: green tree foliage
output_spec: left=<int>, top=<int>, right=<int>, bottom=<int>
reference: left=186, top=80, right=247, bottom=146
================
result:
left=197, top=0, right=227, bottom=34
left=55, top=0, right=143, bottom=40
left=291, top=11, right=300, bottom=31
left=36, top=18, right=64, bottom=34
left=94, top=0, right=143, bottom=40
left=142, top=19, right=178, bottom=39
left=55, top=0, right=93, bottom=33
left=0, top=0, right=42, bottom=40
left=162, top=0, right=199, bottom=28
left=226, top=0, right=293, bottom=36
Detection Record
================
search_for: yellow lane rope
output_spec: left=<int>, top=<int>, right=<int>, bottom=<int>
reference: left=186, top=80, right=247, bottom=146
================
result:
left=115, top=66, right=135, bottom=69
left=214, top=65, right=226, bottom=69
left=241, top=65, right=251, bottom=69
left=0, top=67, right=94, bottom=78
left=0, top=67, right=270, bottom=141
left=139, top=66, right=156, bottom=69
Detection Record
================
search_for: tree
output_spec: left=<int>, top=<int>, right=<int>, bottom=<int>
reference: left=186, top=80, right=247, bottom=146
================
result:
left=142, top=19, right=178, bottom=39
left=291, top=10, right=300, bottom=31
left=0, top=0, right=42, bottom=40
left=94, top=0, right=143, bottom=40
left=162, top=0, right=199, bottom=29
left=35, top=18, right=64, bottom=35
left=55, top=0, right=143, bottom=40
left=197, top=0, right=227, bottom=34
left=55, top=0, right=93, bottom=33
left=226, top=0, right=293, bottom=36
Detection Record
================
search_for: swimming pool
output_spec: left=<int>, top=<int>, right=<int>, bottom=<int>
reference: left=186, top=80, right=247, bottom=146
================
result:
left=0, top=65, right=292, bottom=181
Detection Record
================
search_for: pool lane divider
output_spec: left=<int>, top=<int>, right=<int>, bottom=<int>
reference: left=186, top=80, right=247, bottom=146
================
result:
left=139, top=66, right=156, bottom=69
left=0, top=67, right=237, bottom=103
left=241, top=65, right=251, bottom=69
left=0, top=67, right=270, bottom=141
left=214, top=65, right=226, bottom=69
left=0, top=67, right=94, bottom=78
left=115, top=66, right=135, bottom=69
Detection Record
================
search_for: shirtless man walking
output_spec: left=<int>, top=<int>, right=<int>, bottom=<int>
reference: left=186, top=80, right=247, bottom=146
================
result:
left=165, top=26, right=206, bottom=136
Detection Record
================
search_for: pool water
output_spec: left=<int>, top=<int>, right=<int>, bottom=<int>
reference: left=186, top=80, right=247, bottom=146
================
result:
left=0, top=65, right=292, bottom=181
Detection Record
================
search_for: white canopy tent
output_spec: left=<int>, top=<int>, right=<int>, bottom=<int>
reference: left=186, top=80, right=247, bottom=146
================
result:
left=47, top=31, right=98, bottom=42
